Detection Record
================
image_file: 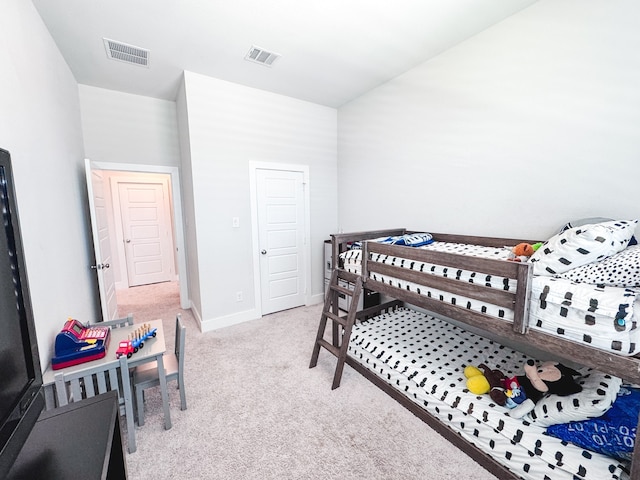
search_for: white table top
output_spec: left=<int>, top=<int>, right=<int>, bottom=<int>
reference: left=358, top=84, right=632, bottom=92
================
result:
left=42, top=319, right=166, bottom=385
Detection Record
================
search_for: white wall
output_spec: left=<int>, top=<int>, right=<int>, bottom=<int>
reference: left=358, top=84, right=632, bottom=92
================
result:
left=79, top=85, right=181, bottom=167
left=338, top=0, right=640, bottom=241
left=175, top=78, right=202, bottom=321
left=181, top=72, right=338, bottom=330
left=1, top=1, right=96, bottom=366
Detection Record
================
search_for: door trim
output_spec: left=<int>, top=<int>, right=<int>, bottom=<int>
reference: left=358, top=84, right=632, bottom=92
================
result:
left=249, top=161, right=311, bottom=317
left=88, top=161, right=189, bottom=310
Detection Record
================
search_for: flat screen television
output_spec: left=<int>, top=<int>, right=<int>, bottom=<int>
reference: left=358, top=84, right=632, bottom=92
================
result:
left=0, top=148, right=44, bottom=478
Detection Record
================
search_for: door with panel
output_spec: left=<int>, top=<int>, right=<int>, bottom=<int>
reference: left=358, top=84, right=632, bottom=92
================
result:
left=256, top=169, right=306, bottom=315
left=117, top=181, right=174, bottom=287
left=85, top=160, right=118, bottom=321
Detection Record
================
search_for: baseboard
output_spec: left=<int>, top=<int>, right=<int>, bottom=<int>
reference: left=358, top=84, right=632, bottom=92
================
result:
left=200, top=307, right=261, bottom=332
left=198, top=296, right=323, bottom=332
left=189, top=303, right=203, bottom=331
left=309, top=292, right=325, bottom=305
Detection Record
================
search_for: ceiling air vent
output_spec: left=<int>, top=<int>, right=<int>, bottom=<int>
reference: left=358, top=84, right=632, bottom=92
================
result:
left=103, top=38, right=149, bottom=67
left=244, top=45, right=280, bottom=67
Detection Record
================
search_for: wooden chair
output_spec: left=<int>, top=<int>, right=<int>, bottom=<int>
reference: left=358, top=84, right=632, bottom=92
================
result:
left=54, top=355, right=137, bottom=453
left=133, top=314, right=187, bottom=426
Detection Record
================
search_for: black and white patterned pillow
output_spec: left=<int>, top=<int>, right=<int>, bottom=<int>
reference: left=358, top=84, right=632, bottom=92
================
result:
left=530, top=220, right=638, bottom=276
left=527, top=369, right=622, bottom=427
left=559, top=245, right=640, bottom=287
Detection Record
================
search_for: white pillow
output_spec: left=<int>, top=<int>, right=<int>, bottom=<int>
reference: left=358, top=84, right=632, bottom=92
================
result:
left=530, top=220, right=637, bottom=276
left=559, top=245, right=640, bottom=287
left=526, top=368, right=622, bottom=427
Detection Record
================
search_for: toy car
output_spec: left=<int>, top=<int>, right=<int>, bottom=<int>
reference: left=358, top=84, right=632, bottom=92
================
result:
left=115, top=324, right=157, bottom=359
left=116, top=340, right=135, bottom=359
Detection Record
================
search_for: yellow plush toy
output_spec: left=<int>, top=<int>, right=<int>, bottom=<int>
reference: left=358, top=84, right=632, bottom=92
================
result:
left=464, top=365, right=490, bottom=395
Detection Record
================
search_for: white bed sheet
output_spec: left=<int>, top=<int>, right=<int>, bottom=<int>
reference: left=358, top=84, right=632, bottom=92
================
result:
left=340, top=241, right=640, bottom=356
left=347, top=307, right=628, bottom=480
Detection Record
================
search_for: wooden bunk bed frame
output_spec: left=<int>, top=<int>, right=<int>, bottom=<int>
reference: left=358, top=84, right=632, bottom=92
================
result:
left=312, top=228, right=640, bottom=480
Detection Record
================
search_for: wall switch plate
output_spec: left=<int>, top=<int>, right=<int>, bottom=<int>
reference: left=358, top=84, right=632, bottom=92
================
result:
left=232, top=217, right=240, bottom=228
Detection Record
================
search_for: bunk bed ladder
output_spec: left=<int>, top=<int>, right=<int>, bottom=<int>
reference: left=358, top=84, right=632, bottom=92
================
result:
left=309, top=269, right=363, bottom=390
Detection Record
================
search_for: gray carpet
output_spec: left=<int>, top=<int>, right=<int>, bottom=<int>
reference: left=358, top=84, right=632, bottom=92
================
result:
left=117, top=282, right=499, bottom=480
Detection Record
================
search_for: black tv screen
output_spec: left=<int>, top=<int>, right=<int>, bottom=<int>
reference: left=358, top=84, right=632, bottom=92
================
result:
left=0, top=148, right=44, bottom=478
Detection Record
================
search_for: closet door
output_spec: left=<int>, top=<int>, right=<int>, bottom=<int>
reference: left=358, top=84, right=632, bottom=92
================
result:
left=255, top=168, right=306, bottom=315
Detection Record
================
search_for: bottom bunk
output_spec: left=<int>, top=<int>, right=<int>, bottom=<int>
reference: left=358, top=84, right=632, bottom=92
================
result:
left=344, top=306, right=630, bottom=480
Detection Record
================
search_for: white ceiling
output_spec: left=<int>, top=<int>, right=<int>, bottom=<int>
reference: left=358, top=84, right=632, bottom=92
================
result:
left=32, top=0, right=538, bottom=108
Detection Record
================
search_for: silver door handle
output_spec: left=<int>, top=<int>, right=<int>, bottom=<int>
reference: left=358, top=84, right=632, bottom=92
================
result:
left=91, top=263, right=109, bottom=270
left=126, top=239, right=131, bottom=243
left=261, top=249, right=267, bottom=255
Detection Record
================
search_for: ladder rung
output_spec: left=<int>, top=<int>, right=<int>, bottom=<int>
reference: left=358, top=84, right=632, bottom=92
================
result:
left=330, top=283, right=354, bottom=297
left=325, top=311, right=347, bottom=326
left=317, top=339, right=340, bottom=357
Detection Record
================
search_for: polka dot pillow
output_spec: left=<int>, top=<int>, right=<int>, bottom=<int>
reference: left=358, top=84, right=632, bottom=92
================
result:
left=529, top=220, right=638, bottom=276
left=526, top=369, right=622, bottom=427
left=559, top=245, right=640, bottom=287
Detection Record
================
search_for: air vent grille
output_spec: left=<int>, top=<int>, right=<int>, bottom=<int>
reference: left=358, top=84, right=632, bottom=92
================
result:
left=244, top=45, right=280, bottom=67
left=103, top=38, right=149, bottom=67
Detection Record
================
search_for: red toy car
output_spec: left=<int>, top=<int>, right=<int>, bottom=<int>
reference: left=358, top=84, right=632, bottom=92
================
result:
left=115, top=340, right=136, bottom=359
left=115, top=324, right=157, bottom=359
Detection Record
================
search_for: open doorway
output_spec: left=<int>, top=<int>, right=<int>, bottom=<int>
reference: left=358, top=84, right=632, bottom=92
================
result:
left=86, top=161, right=189, bottom=320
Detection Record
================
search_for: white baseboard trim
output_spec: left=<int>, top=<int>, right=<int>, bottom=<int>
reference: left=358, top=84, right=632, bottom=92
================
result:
left=198, top=297, right=323, bottom=333
left=309, top=293, right=325, bottom=305
left=200, top=307, right=261, bottom=333
left=189, top=303, right=203, bottom=331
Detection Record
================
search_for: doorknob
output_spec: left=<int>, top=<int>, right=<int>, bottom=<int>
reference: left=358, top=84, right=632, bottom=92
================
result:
left=126, top=239, right=131, bottom=243
left=90, top=263, right=109, bottom=270
left=261, top=249, right=267, bottom=255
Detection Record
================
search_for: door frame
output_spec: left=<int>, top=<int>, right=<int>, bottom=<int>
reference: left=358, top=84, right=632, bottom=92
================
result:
left=249, top=161, right=311, bottom=317
left=89, top=161, right=189, bottom=310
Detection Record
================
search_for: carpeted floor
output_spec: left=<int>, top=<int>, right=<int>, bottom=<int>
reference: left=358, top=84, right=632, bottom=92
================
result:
left=117, top=282, right=499, bottom=480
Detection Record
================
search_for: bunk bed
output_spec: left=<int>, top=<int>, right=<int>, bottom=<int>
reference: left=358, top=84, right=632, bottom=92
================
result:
left=310, top=222, right=640, bottom=480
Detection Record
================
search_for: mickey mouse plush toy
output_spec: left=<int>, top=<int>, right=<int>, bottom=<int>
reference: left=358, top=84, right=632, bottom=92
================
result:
left=508, top=360, right=583, bottom=418
left=466, top=359, right=582, bottom=418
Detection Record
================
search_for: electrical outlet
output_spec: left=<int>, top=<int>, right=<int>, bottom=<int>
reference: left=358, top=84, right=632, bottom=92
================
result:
left=236, top=291, right=243, bottom=302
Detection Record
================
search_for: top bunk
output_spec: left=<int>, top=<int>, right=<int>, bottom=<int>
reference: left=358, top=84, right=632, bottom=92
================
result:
left=330, top=221, right=640, bottom=384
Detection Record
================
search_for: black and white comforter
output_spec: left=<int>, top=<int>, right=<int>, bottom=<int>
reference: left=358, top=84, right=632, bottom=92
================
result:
left=340, top=241, right=640, bottom=356
left=347, top=308, right=628, bottom=480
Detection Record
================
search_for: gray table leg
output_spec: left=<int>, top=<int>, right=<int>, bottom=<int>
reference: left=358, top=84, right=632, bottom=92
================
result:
left=156, top=354, right=172, bottom=430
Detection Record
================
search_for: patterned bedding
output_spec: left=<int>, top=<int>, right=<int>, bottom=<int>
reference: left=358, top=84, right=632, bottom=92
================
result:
left=347, top=307, right=629, bottom=480
left=340, top=241, right=640, bottom=356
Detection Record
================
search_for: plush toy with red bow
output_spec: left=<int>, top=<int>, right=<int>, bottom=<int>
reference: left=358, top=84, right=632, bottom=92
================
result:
left=465, top=359, right=583, bottom=418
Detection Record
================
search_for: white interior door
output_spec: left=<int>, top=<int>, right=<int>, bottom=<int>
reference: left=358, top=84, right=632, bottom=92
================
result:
left=85, top=159, right=118, bottom=321
left=256, top=169, right=306, bottom=315
left=118, top=181, right=174, bottom=287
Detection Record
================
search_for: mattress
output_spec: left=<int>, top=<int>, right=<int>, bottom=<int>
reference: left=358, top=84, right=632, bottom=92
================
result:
left=340, top=242, right=640, bottom=356
left=347, top=307, right=629, bottom=480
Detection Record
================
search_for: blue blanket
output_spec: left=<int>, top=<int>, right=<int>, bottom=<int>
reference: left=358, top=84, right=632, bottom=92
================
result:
left=546, top=386, right=639, bottom=461
left=352, top=233, right=434, bottom=249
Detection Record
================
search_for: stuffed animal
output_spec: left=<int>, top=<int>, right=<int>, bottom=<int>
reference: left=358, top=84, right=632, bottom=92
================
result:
left=465, top=364, right=508, bottom=405
left=465, top=360, right=583, bottom=419
left=507, top=242, right=543, bottom=262
left=509, top=359, right=583, bottom=418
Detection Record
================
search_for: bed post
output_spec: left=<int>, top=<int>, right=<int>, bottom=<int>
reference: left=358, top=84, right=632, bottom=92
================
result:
left=512, top=262, right=533, bottom=334
left=362, top=241, right=369, bottom=281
